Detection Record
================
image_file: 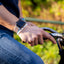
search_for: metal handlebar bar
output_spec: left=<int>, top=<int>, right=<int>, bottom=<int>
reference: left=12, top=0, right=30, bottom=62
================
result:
left=42, top=27, right=58, bottom=33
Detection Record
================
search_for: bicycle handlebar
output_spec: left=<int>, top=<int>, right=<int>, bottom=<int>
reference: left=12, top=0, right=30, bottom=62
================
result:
left=41, top=27, right=64, bottom=63
left=42, top=27, right=64, bottom=39
left=41, top=27, right=64, bottom=51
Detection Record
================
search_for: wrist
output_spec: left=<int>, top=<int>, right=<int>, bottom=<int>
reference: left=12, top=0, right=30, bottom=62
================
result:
left=17, top=23, right=27, bottom=35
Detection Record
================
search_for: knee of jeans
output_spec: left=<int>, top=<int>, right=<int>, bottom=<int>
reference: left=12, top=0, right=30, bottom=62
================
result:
left=31, top=55, right=44, bottom=64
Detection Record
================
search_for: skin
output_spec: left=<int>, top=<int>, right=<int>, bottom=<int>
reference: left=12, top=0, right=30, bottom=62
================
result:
left=18, top=25, right=56, bottom=46
left=0, top=1, right=56, bottom=46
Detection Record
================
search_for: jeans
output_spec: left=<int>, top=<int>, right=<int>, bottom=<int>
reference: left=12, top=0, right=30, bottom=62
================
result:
left=0, top=29, right=44, bottom=64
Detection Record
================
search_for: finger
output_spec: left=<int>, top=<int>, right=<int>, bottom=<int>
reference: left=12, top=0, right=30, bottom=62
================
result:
left=31, top=40, right=34, bottom=46
left=48, top=35, right=56, bottom=44
left=38, top=34, right=43, bottom=44
left=43, top=31, right=56, bottom=44
left=19, top=33, right=27, bottom=43
left=28, top=40, right=34, bottom=46
left=22, top=36, right=27, bottom=43
left=32, top=34, right=38, bottom=46
left=34, top=37, right=38, bottom=45
left=27, top=34, right=34, bottom=46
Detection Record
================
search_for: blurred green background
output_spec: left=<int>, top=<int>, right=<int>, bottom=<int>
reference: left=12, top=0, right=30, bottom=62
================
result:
left=14, top=0, right=64, bottom=64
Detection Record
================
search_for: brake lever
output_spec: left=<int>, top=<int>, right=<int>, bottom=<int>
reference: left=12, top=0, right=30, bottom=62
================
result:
left=50, top=33, right=64, bottom=39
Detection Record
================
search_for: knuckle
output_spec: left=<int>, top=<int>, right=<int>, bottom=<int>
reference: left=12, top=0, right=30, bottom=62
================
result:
left=27, top=32, right=30, bottom=35
left=22, top=39, right=26, bottom=42
left=28, top=39, right=33, bottom=42
left=21, top=36, right=26, bottom=40
left=22, top=38, right=26, bottom=42
left=37, top=32, right=42, bottom=36
left=40, top=29, right=43, bottom=32
left=48, top=35, right=52, bottom=38
left=28, top=36, right=34, bottom=42
left=39, top=29, right=43, bottom=32
left=33, top=35, right=37, bottom=39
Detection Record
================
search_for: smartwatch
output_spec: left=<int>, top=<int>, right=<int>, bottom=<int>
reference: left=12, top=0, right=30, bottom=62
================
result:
left=14, top=18, right=27, bottom=33
left=16, top=18, right=26, bottom=29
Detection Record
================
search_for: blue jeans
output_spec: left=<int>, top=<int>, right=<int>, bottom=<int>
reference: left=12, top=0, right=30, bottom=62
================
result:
left=0, top=29, right=44, bottom=64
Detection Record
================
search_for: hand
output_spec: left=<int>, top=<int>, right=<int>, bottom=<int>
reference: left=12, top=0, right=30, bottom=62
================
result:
left=26, top=22, right=36, bottom=26
left=18, top=24, right=56, bottom=46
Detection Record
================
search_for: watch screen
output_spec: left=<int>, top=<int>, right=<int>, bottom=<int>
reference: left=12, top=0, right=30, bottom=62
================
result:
left=16, top=19, right=26, bottom=29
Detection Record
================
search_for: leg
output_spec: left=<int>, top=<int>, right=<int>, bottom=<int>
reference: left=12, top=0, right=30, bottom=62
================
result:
left=0, top=30, right=44, bottom=64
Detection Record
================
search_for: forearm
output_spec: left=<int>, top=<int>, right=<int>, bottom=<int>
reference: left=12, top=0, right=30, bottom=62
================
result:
left=0, top=5, right=19, bottom=31
left=18, top=0, right=23, bottom=18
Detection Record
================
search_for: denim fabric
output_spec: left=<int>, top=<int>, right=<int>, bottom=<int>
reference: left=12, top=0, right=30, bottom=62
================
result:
left=0, top=29, right=44, bottom=64
left=0, top=26, right=13, bottom=37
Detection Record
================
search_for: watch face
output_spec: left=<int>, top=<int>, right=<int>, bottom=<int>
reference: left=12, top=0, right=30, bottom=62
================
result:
left=16, top=19, right=26, bottom=29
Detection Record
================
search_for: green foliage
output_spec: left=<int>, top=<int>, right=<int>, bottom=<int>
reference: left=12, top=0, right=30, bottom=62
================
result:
left=21, top=0, right=64, bottom=22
